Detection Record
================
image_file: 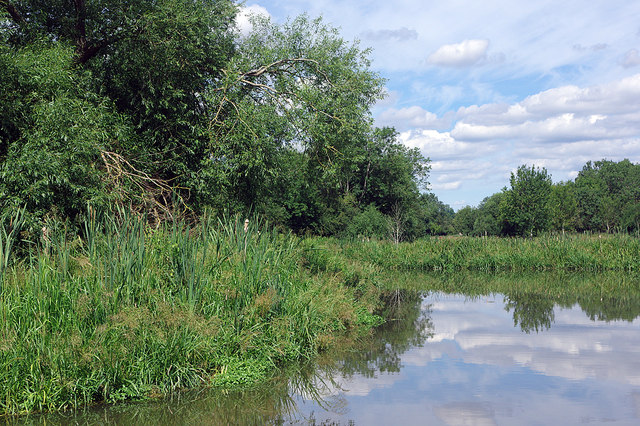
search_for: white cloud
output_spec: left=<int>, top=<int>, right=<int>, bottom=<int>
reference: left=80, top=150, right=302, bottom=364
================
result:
left=621, top=49, right=640, bottom=68
left=376, top=107, right=452, bottom=130
left=362, top=27, right=418, bottom=41
left=399, top=129, right=498, bottom=160
left=394, top=74, right=640, bottom=207
left=451, top=74, right=640, bottom=145
left=235, top=4, right=270, bottom=36
left=427, top=39, right=490, bottom=67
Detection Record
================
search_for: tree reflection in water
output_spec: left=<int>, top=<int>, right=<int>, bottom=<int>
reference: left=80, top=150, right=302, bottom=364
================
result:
left=332, top=289, right=433, bottom=378
left=504, top=292, right=556, bottom=333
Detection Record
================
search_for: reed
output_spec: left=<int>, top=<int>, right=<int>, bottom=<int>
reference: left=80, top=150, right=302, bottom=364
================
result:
left=0, top=212, right=382, bottom=417
left=0, top=207, right=25, bottom=286
left=332, top=234, right=640, bottom=272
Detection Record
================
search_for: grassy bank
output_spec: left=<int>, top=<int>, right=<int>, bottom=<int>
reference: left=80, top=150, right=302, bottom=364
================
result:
left=0, top=211, right=382, bottom=417
left=326, top=234, right=640, bottom=272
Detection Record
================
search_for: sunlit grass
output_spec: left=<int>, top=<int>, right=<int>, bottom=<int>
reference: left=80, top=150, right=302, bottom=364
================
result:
left=0, top=211, right=382, bottom=416
left=330, top=233, right=640, bottom=272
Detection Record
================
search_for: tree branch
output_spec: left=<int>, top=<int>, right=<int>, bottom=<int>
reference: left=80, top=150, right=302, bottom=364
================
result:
left=73, top=0, right=88, bottom=52
left=241, top=58, right=332, bottom=85
left=1, top=0, right=25, bottom=25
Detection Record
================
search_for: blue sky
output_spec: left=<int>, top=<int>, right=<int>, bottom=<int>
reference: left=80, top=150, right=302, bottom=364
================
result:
left=238, top=1, right=640, bottom=209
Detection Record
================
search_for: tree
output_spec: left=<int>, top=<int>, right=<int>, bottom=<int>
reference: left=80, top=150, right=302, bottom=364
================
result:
left=420, top=193, right=454, bottom=236
left=500, top=165, right=552, bottom=237
left=453, top=206, right=477, bottom=235
left=0, top=43, right=129, bottom=228
left=549, top=181, right=577, bottom=234
left=574, top=159, right=640, bottom=233
left=473, top=192, right=504, bottom=236
left=2, top=3, right=391, bottom=228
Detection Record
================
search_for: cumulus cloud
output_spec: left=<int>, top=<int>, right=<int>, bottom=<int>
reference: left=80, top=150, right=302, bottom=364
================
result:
left=427, top=39, right=490, bottom=67
left=389, top=74, right=640, bottom=207
left=362, top=27, right=418, bottom=41
left=376, top=107, right=452, bottom=131
left=235, top=4, right=270, bottom=36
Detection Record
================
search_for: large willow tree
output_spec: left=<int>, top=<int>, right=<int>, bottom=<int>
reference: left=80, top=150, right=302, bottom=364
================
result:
left=1, top=1, right=389, bottom=223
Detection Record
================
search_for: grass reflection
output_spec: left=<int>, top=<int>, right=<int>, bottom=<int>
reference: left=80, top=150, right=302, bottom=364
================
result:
left=386, top=270, right=640, bottom=332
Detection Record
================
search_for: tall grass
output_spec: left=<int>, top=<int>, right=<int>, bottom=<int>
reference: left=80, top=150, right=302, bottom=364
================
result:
left=0, top=207, right=25, bottom=286
left=0, top=212, right=382, bottom=417
left=331, top=233, right=640, bottom=272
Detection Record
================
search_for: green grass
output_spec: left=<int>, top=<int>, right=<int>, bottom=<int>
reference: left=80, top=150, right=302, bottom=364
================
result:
left=0, top=211, right=383, bottom=417
left=327, top=233, right=640, bottom=272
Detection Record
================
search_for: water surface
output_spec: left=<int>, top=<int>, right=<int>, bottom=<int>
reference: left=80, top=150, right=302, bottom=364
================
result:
left=290, top=291, right=640, bottom=425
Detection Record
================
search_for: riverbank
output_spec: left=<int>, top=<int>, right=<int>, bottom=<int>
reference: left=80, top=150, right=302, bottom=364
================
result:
left=0, top=213, right=383, bottom=417
left=321, top=233, right=640, bottom=272
left=3, top=223, right=640, bottom=417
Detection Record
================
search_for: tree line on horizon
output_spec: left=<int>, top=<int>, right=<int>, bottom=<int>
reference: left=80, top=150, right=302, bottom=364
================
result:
left=452, top=159, right=640, bottom=237
left=1, top=2, right=638, bottom=242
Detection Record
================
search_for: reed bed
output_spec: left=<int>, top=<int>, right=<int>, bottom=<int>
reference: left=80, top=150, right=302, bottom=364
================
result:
left=0, top=211, right=382, bottom=417
left=332, top=234, right=640, bottom=272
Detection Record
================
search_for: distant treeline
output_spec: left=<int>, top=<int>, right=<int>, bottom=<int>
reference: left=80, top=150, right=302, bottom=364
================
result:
left=452, top=159, right=640, bottom=237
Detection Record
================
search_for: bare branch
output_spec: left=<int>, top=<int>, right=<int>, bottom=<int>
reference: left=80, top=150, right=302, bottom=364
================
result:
left=100, top=150, right=187, bottom=222
left=241, top=58, right=333, bottom=85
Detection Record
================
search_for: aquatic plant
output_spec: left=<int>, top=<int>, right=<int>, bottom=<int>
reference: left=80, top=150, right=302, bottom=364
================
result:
left=0, top=212, right=382, bottom=416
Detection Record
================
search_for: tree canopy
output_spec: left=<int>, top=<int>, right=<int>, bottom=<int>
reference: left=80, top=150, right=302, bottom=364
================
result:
left=1, top=1, right=434, bottom=240
left=3, top=2, right=637, bottom=240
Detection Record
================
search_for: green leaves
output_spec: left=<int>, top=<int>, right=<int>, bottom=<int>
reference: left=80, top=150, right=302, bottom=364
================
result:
left=500, top=165, right=552, bottom=237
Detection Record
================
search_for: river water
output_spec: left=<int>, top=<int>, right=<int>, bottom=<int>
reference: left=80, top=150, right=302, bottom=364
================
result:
left=13, top=282, right=640, bottom=425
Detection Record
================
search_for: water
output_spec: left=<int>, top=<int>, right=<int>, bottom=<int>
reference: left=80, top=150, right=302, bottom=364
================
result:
left=13, top=282, right=640, bottom=425
left=291, top=292, right=640, bottom=425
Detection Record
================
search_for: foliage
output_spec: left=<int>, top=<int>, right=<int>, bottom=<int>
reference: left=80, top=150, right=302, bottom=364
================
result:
left=574, top=160, right=640, bottom=233
left=473, top=192, right=504, bottom=236
left=453, top=205, right=477, bottom=235
left=500, top=165, right=552, bottom=237
left=1, top=1, right=431, bottom=235
left=451, top=159, right=640, bottom=237
left=0, top=42, right=130, bottom=228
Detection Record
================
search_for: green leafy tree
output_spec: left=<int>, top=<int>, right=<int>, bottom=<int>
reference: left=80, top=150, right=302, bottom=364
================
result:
left=622, top=202, right=640, bottom=233
left=473, top=192, right=504, bottom=236
left=574, top=160, right=640, bottom=232
left=2, top=2, right=393, bottom=228
left=500, top=165, right=552, bottom=237
left=453, top=206, right=477, bottom=235
left=204, top=14, right=385, bottom=216
left=420, top=193, right=454, bottom=235
left=0, top=42, right=129, bottom=227
left=549, top=181, right=578, bottom=234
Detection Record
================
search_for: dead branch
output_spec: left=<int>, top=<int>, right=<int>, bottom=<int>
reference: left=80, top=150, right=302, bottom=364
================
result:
left=100, top=150, right=188, bottom=222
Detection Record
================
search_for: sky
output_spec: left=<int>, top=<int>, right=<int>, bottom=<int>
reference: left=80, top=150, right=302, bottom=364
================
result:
left=237, top=1, right=640, bottom=210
